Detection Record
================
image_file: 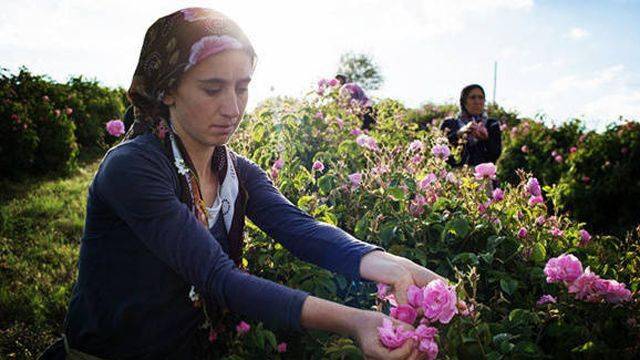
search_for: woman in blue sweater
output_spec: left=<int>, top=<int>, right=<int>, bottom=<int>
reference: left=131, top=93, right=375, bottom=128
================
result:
left=45, top=8, right=443, bottom=359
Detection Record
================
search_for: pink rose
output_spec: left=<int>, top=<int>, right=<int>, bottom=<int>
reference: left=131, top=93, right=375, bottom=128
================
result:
left=408, top=140, right=424, bottom=153
left=105, top=119, right=125, bottom=137
left=277, top=342, right=287, bottom=353
left=409, top=195, right=427, bottom=217
left=377, top=318, right=412, bottom=349
left=567, top=268, right=601, bottom=302
left=328, top=78, right=339, bottom=87
left=315, top=111, right=324, bottom=120
left=350, top=128, right=363, bottom=136
left=413, top=325, right=439, bottom=359
left=407, top=285, right=424, bottom=308
left=376, top=283, right=389, bottom=300
left=356, top=134, right=378, bottom=151
left=535, top=215, right=546, bottom=226
left=544, top=254, right=583, bottom=283
left=528, top=195, right=544, bottom=206
left=582, top=176, right=590, bottom=184
left=431, top=144, right=451, bottom=159
left=390, top=304, right=418, bottom=325
left=422, top=279, right=458, bottom=324
left=272, top=158, right=284, bottom=170
left=473, top=163, right=496, bottom=180
left=65, top=107, right=73, bottom=115
left=554, top=155, right=563, bottom=163
left=549, top=227, right=564, bottom=237
left=208, top=329, right=218, bottom=343
left=236, top=321, right=251, bottom=335
left=517, top=227, right=527, bottom=238
left=312, top=160, right=325, bottom=172
left=521, top=145, right=529, bottom=153
left=419, top=173, right=437, bottom=190
left=597, top=279, right=632, bottom=303
left=570, top=146, right=577, bottom=153
left=348, top=172, right=362, bottom=188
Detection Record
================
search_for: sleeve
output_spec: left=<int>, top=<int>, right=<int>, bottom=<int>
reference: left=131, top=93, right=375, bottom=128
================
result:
left=440, top=119, right=460, bottom=146
left=94, top=146, right=308, bottom=330
left=485, top=119, right=502, bottom=163
left=239, top=157, right=383, bottom=280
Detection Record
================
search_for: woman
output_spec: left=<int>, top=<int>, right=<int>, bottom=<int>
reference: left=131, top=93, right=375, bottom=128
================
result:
left=41, top=8, right=443, bottom=359
left=440, top=84, right=502, bottom=167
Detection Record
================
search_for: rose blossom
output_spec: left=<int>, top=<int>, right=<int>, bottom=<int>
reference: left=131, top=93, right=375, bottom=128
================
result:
left=390, top=304, right=418, bottom=325
left=377, top=318, right=412, bottom=349
left=422, top=279, right=458, bottom=324
left=473, top=163, right=496, bottom=180
left=544, top=254, right=583, bottom=283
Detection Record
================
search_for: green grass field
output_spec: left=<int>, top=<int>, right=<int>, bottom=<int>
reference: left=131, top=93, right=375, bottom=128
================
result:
left=0, top=160, right=99, bottom=358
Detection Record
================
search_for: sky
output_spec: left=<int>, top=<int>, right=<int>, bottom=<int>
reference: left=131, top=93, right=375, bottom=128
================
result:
left=2, top=0, right=639, bottom=131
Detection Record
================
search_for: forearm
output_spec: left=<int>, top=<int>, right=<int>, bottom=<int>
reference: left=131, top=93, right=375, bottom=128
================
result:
left=358, top=250, right=406, bottom=285
left=300, top=295, right=364, bottom=336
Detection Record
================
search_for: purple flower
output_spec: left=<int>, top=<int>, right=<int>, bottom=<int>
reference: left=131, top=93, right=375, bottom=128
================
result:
left=106, top=119, right=125, bottom=137
left=549, top=227, right=564, bottom=237
left=419, top=173, right=437, bottom=190
left=526, top=178, right=542, bottom=197
left=536, top=294, right=557, bottom=306
left=544, top=254, right=583, bottom=283
left=492, top=188, right=504, bottom=202
left=272, top=158, right=284, bottom=170
left=277, top=342, right=287, bottom=353
left=579, top=229, right=592, bottom=246
left=356, top=134, right=378, bottom=151
left=473, top=163, right=496, bottom=180
left=431, top=144, right=451, bottom=160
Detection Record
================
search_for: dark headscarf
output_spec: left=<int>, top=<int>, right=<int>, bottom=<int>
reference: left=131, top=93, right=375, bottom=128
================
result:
left=459, top=84, right=485, bottom=117
left=124, top=8, right=255, bottom=266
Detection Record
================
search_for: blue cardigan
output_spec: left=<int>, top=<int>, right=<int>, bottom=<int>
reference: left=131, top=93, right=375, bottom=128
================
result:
left=63, top=133, right=381, bottom=358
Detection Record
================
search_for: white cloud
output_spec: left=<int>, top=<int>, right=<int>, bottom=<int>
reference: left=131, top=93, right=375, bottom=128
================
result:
left=582, top=91, right=640, bottom=130
left=565, top=27, right=590, bottom=40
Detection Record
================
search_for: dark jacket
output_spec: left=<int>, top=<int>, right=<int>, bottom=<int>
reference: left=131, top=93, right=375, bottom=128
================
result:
left=60, top=133, right=381, bottom=359
left=440, top=116, right=502, bottom=166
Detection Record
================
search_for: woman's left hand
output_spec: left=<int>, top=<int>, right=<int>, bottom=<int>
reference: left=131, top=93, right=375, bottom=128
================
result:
left=359, top=251, right=447, bottom=305
left=470, top=124, right=489, bottom=140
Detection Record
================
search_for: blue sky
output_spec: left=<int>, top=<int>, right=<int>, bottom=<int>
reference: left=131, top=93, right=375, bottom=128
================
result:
left=2, top=0, right=639, bottom=130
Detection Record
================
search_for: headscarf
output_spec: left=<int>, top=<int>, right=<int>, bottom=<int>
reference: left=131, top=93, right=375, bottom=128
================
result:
left=124, top=7, right=256, bottom=266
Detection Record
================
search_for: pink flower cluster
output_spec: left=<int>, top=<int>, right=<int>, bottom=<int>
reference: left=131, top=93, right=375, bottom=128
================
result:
left=525, top=177, right=544, bottom=206
left=106, top=119, right=125, bottom=137
left=356, top=134, right=379, bottom=151
left=431, top=144, right=451, bottom=160
left=473, top=163, right=496, bottom=180
left=377, top=279, right=466, bottom=358
left=544, top=254, right=632, bottom=304
left=316, top=77, right=340, bottom=95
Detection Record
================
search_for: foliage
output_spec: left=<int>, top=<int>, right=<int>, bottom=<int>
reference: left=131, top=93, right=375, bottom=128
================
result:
left=337, top=52, right=384, bottom=91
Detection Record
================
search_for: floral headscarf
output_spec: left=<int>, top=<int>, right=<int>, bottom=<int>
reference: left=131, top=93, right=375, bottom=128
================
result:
left=124, top=7, right=254, bottom=265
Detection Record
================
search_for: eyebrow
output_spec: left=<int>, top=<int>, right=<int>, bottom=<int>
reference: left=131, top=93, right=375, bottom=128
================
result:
left=198, top=77, right=252, bottom=85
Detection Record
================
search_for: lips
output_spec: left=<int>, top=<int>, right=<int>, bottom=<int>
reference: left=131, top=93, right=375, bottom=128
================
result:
left=209, top=123, right=236, bottom=134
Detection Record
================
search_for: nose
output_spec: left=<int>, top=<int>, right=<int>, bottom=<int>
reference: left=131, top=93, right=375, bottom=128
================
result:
left=220, top=91, right=240, bottom=119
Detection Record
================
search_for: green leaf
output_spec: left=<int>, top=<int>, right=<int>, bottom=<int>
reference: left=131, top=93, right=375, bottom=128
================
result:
left=448, top=217, right=471, bottom=238
left=531, top=242, right=546, bottom=263
left=297, top=195, right=315, bottom=212
left=317, top=175, right=335, bottom=195
left=386, top=187, right=406, bottom=201
left=354, top=215, right=369, bottom=239
left=500, top=278, right=519, bottom=296
left=452, top=252, right=479, bottom=266
left=265, top=331, right=277, bottom=349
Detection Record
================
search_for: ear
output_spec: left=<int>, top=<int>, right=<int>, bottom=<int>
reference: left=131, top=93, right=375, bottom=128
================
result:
left=161, top=91, right=176, bottom=107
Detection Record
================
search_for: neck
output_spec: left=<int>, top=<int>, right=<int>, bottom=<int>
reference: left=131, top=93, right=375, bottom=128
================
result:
left=173, top=126, right=216, bottom=181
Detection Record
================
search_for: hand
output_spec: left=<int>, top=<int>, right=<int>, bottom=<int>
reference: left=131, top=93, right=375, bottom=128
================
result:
left=470, top=123, right=489, bottom=140
left=353, top=310, right=424, bottom=360
left=360, top=251, right=447, bottom=305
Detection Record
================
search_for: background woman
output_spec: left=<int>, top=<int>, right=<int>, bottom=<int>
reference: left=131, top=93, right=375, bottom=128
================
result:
left=440, top=84, right=502, bottom=167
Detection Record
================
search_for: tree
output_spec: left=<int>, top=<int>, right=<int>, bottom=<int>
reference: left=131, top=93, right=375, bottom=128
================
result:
left=337, top=52, right=384, bottom=91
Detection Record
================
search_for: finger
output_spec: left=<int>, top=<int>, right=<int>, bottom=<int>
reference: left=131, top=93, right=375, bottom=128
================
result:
left=387, top=338, right=415, bottom=360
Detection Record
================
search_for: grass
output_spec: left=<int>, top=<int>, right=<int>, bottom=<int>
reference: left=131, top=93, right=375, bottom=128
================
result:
left=0, top=160, right=100, bottom=358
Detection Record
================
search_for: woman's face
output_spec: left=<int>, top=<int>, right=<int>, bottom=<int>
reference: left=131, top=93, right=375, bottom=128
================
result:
left=465, top=88, right=485, bottom=116
left=163, top=49, right=253, bottom=148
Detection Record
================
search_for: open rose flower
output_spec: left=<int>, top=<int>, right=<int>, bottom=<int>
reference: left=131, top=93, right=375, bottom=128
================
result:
left=492, top=188, right=504, bottom=202
left=422, top=279, right=458, bottom=324
left=413, top=325, right=439, bottom=359
left=106, top=119, right=125, bottom=137
left=525, top=177, right=542, bottom=197
left=390, top=304, right=418, bottom=325
left=544, top=254, right=583, bottom=283
left=236, top=321, right=250, bottom=335
left=377, top=318, right=412, bottom=349
left=348, top=172, right=362, bottom=188
left=528, top=195, right=544, bottom=206
left=312, top=160, right=325, bottom=172
left=407, top=285, right=424, bottom=308
left=431, top=144, right=451, bottom=160
left=567, top=268, right=601, bottom=302
left=408, top=139, right=424, bottom=153
left=473, top=163, right=496, bottom=180
left=356, top=134, right=379, bottom=151
left=579, top=229, right=592, bottom=246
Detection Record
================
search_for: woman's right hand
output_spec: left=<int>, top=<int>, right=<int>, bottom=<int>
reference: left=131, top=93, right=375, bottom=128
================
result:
left=352, top=310, right=423, bottom=360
